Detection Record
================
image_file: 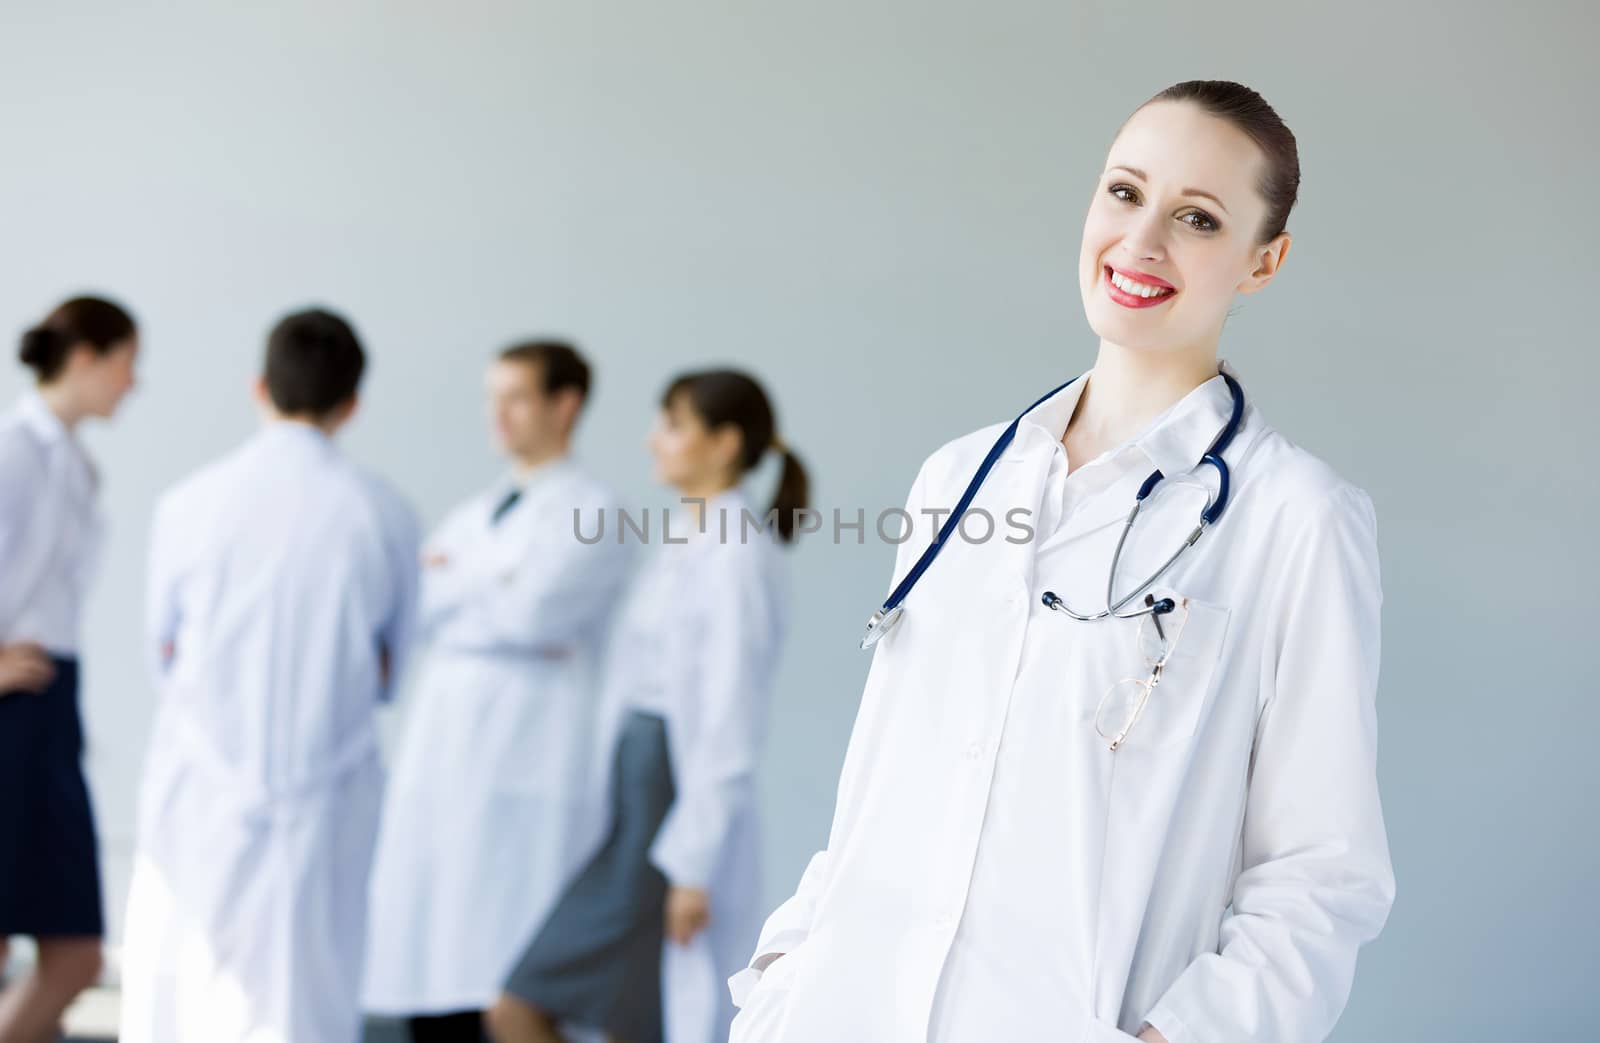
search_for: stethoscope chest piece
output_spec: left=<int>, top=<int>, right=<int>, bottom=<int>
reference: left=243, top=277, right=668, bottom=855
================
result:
left=860, top=604, right=905, bottom=649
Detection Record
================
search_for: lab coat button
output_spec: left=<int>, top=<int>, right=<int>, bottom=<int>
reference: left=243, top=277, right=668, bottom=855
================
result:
left=964, top=742, right=983, bottom=761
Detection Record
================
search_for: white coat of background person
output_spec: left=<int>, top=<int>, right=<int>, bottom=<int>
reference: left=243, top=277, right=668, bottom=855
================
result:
left=730, top=82, right=1395, bottom=1043
left=488, top=370, right=805, bottom=1043
left=363, top=341, right=633, bottom=1038
left=118, top=309, right=421, bottom=1043
left=0, top=297, right=139, bottom=1043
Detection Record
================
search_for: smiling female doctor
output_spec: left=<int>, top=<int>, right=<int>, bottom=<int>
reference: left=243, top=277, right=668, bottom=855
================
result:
left=728, top=81, right=1395, bottom=1043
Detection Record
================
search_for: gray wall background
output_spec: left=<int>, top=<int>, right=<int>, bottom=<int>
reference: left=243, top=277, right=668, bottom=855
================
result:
left=2, top=2, right=1593, bottom=1038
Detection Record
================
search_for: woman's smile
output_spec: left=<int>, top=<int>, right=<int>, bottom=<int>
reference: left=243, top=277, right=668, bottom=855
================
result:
left=1103, top=264, right=1178, bottom=308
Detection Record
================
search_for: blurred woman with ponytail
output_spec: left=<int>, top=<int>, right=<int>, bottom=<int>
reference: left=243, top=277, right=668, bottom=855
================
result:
left=0, top=295, right=137, bottom=1041
left=489, top=369, right=805, bottom=1043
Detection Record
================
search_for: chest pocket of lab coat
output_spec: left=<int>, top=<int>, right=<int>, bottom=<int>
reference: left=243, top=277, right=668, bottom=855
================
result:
left=1074, top=587, right=1231, bottom=753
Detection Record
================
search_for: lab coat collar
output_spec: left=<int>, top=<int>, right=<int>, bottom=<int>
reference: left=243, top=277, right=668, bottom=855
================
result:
left=17, top=389, right=70, bottom=447
left=485, top=456, right=579, bottom=530
left=500, top=453, right=575, bottom=496
left=705, top=484, right=758, bottom=533
left=707, top=484, right=754, bottom=514
left=668, top=485, right=764, bottom=548
left=1134, top=359, right=1245, bottom=481
left=258, top=420, right=337, bottom=455
left=1006, top=358, right=1244, bottom=481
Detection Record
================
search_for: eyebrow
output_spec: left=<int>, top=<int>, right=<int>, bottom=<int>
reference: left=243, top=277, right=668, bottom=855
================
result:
left=1105, top=165, right=1230, bottom=216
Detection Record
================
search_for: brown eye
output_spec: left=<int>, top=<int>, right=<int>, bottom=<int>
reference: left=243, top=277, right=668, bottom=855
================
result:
left=1109, top=183, right=1138, bottom=204
left=1181, top=211, right=1219, bottom=232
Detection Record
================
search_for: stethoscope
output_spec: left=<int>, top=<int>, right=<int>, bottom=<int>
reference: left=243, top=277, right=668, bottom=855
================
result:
left=860, top=368, right=1245, bottom=649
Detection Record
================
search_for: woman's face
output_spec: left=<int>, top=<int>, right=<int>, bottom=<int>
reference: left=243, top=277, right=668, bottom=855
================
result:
left=1078, top=100, right=1288, bottom=359
left=647, top=394, right=739, bottom=492
left=63, top=336, right=140, bottom=419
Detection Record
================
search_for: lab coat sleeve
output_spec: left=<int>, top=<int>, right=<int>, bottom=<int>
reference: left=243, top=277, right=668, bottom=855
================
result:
left=414, top=504, right=488, bottom=635
left=377, top=497, right=423, bottom=702
left=144, top=492, right=185, bottom=680
left=436, top=522, right=632, bottom=656
left=649, top=540, right=777, bottom=890
left=732, top=457, right=935, bottom=1001
left=1142, top=485, right=1395, bottom=1043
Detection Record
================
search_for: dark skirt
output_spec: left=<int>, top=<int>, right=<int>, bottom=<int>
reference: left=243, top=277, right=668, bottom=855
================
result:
left=503, top=710, right=675, bottom=1043
left=0, top=656, right=104, bottom=937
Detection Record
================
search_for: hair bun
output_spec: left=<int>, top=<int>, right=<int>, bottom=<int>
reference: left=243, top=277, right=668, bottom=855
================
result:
left=18, top=326, right=58, bottom=369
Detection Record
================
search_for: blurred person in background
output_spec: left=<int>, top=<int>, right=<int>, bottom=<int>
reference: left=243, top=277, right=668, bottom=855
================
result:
left=0, top=296, right=138, bottom=1043
left=118, top=308, right=420, bottom=1043
left=364, top=341, right=631, bottom=1043
left=487, top=369, right=806, bottom=1043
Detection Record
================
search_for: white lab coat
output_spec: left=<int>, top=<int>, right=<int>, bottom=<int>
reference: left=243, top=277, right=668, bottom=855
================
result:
left=120, top=423, right=420, bottom=1043
left=363, top=459, right=632, bottom=1015
left=0, top=391, right=103, bottom=652
left=731, top=364, right=1393, bottom=1043
left=589, top=487, right=788, bottom=1043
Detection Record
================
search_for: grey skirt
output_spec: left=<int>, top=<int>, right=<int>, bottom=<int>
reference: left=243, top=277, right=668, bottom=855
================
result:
left=504, top=710, right=675, bottom=1043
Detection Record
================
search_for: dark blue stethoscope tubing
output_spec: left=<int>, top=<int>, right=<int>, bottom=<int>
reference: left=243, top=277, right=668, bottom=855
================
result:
left=873, top=370, right=1244, bottom=622
left=876, top=374, right=1083, bottom=618
left=1135, top=371, right=1244, bottom=525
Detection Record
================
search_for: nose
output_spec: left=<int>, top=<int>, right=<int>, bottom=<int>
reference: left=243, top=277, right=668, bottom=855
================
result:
left=1121, top=208, right=1168, bottom=263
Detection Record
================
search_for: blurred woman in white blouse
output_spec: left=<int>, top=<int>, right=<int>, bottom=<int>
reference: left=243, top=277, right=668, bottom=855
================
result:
left=0, top=295, right=139, bottom=1043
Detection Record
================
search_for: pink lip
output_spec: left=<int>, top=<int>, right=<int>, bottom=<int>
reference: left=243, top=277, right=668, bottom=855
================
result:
left=1103, top=265, right=1177, bottom=309
left=1106, top=264, right=1175, bottom=290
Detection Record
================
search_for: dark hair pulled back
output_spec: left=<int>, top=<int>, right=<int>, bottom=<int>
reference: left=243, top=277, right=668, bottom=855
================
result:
left=662, top=368, right=810, bottom=543
left=18, top=296, right=137, bottom=383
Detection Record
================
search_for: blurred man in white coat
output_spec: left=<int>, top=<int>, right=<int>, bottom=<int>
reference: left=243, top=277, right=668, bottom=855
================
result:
left=364, top=341, right=632, bottom=1042
left=119, top=308, right=421, bottom=1043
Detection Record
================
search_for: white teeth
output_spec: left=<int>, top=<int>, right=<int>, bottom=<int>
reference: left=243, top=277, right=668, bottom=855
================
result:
left=1109, top=270, right=1171, bottom=298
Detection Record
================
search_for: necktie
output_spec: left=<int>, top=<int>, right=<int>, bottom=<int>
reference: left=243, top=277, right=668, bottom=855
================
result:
left=490, top=488, right=522, bottom=526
